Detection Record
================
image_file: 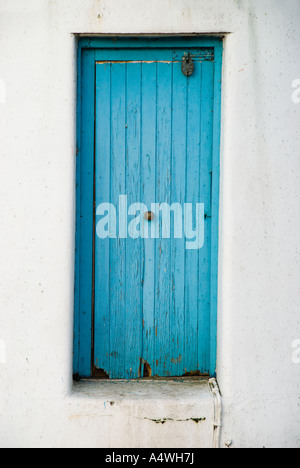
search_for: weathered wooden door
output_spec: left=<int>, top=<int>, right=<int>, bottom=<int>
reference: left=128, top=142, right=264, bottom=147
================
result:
left=74, top=38, right=222, bottom=379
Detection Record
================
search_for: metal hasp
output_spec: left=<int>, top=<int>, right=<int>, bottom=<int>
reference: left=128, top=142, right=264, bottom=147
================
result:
left=182, top=52, right=194, bottom=76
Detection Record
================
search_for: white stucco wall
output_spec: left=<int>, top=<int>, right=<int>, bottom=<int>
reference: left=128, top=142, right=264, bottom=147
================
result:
left=0, top=0, right=299, bottom=448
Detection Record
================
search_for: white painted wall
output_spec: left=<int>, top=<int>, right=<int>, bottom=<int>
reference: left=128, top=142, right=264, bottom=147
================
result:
left=0, top=0, right=299, bottom=448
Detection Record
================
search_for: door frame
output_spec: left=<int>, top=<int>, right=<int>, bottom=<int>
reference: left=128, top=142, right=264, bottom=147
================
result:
left=73, top=36, right=223, bottom=379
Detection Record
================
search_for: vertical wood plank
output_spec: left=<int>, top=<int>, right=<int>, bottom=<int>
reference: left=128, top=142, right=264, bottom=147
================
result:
left=109, top=63, right=127, bottom=378
left=125, top=63, right=143, bottom=378
left=141, top=62, right=157, bottom=376
left=94, top=63, right=111, bottom=375
left=73, top=44, right=82, bottom=376
left=198, top=61, right=214, bottom=373
left=169, top=61, right=187, bottom=376
left=77, top=49, right=95, bottom=377
left=185, top=62, right=202, bottom=374
left=154, top=62, right=172, bottom=376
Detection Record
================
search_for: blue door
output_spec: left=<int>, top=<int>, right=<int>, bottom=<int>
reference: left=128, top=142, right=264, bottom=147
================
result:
left=74, top=38, right=222, bottom=379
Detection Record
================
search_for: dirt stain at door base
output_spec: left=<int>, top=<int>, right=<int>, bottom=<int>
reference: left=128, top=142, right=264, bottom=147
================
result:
left=139, top=358, right=152, bottom=378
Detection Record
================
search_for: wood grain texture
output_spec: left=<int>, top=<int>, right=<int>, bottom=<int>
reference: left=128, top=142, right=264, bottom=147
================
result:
left=75, top=39, right=222, bottom=379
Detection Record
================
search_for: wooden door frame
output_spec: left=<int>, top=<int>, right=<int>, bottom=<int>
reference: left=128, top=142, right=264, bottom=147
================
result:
left=73, top=36, right=223, bottom=379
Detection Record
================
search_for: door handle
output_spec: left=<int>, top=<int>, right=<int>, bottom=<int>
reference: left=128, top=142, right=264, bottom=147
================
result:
left=144, top=211, right=155, bottom=221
